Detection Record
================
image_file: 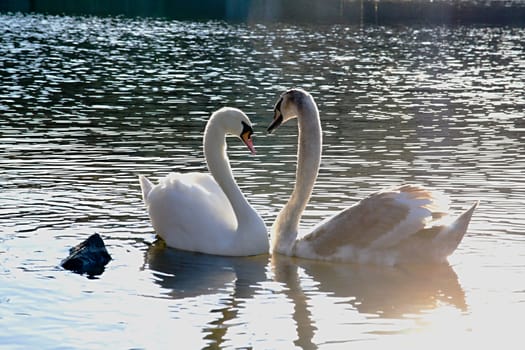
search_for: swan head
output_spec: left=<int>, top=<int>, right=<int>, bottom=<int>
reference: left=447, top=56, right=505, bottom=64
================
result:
left=209, top=107, right=256, bottom=154
left=267, top=88, right=311, bottom=133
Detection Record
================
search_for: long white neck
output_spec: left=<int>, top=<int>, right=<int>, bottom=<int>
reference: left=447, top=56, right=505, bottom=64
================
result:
left=204, top=124, right=257, bottom=232
left=271, top=97, right=322, bottom=255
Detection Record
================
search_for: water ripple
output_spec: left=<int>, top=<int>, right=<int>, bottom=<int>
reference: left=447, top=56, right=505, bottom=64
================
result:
left=1, top=13, right=524, bottom=349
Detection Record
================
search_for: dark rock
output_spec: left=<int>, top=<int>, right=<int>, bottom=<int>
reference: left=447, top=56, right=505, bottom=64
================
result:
left=61, top=233, right=112, bottom=277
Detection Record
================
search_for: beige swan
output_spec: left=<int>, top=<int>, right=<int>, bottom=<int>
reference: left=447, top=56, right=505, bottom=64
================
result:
left=267, top=88, right=477, bottom=265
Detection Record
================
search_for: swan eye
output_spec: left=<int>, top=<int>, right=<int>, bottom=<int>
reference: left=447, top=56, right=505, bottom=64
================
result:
left=240, top=121, right=253, bottom=139
left=267, top=98, right=283, bottom=134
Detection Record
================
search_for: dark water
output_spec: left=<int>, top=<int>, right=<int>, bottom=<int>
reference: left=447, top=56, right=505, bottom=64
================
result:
left=1, top=13, right=524, bottom=349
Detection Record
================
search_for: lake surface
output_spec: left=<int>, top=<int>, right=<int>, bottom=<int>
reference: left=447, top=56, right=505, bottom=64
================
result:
left=1, top=13, right=524, bottom=349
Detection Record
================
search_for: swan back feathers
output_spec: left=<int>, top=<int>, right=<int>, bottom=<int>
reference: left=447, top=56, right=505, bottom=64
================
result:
left=300, top=184, right=457, bottom=259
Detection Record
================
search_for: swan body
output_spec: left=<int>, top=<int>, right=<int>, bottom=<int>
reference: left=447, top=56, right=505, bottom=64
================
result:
left=140, top=107, right=269, bottom=256
left=267, top=88, right=477, bottom=265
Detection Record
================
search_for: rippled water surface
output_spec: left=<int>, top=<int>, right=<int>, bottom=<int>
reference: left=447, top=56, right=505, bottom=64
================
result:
left=1, top=13, right=524, bottom=349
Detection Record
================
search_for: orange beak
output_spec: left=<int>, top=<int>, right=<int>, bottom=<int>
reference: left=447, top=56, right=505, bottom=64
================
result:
left=241, top=131, right=256, bottom=155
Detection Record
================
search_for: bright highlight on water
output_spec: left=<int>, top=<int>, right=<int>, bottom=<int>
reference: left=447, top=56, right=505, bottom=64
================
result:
left=1, top=12, right=524, bottom=350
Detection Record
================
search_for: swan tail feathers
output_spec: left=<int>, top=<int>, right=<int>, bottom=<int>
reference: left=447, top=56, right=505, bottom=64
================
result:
left=451, top=201, right=478, bottom=236
left=139, top=175, right=154, bottom=203
left=436, top=201, right=478, bottom=254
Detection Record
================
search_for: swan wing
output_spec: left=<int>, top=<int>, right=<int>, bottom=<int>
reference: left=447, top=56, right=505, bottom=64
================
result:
left=144, top=172, right=237, bottom=251
left=300, top=185, right=449, bottom=256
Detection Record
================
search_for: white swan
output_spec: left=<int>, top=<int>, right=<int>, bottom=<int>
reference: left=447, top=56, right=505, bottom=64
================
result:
left=267, top=88, right=477, bottom=265
left=139, top=107, right=269, bottom=256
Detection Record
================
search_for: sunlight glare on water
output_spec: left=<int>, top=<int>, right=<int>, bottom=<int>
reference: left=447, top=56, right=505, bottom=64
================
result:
left=1, top=12, right=524, bottom=349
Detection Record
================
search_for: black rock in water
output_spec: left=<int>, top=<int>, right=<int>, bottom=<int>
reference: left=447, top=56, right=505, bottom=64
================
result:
left=61, top=233, right=112, bottom=277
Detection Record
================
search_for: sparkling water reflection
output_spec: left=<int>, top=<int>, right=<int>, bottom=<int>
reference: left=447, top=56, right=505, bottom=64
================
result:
left=1, top=13, right=524, bottom=349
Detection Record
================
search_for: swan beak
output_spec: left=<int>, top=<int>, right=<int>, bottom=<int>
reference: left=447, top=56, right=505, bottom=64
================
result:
left=267, top=115, right=283, bottom=134
left=241, top=131, right=256, bottom=155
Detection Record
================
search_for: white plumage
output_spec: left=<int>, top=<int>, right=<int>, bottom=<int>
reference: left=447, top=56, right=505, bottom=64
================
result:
left=140, top=107, right=269, bottom=256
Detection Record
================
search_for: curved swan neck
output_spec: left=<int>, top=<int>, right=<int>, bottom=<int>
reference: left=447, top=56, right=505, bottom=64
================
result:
left=204, top=124, right=254, bottom=228
left=271, top=95, right=322, bottom=254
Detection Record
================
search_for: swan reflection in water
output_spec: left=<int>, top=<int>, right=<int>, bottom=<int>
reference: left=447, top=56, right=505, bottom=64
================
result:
left=145, top=240, right=269, bottom=299
left=145, top=241, right=466, bottom=347
left=272, top=255, right=466, bottom=318
left=272, top=256, right=466, bottom=348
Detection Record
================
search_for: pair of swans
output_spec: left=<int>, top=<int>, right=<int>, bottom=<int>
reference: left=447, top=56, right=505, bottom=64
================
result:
left=140, top=89, right=477, bottom=265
